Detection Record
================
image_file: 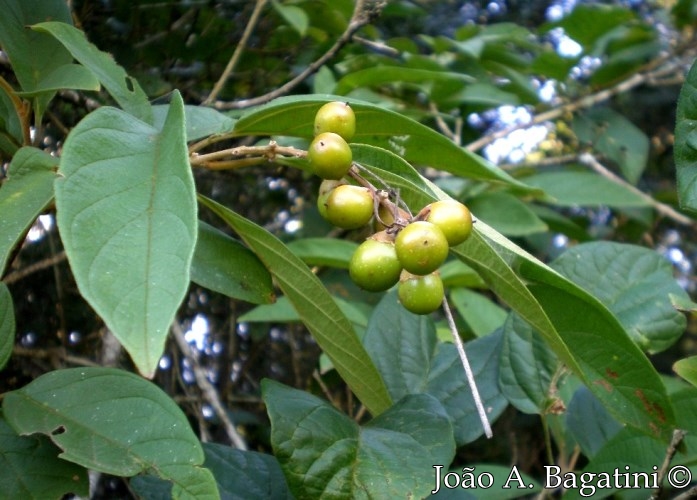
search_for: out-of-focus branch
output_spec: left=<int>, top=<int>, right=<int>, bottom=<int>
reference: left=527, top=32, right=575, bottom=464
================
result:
left=212, top=0, right=386, bottom=110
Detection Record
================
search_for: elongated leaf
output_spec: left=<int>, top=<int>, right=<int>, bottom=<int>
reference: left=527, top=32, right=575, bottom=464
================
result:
left=573, top=107, right=649, bottom=185
left=467, top=191, right=547, bottom=236
left=675, top=58, right=697, bottom=213
left=55, top=92, right=197, bottom=377
left=198, top=195, right=392, bottom=416
left=3, top=368, right=218, bottom=500
left=32, top=22, right=152, bottom=123
left=363, top=292, right=508, bottom=445
left=0, top=284, right=13, bottom=370
left=523, top=170, right=649, bottom=207
left=674, top=355, right=697, bottom=387
left=0, top=82, right=23, bottom=154
left=335, top=67, right=474, bottom=95
left=0, top=146, right=57, bottom=273
left=191, top=222, right=274, bottom=305
left=153, top=105, right=236, bottom=142
left=16, top=64, right=100, bottom=96
left=552, top=242, right=688, bottom=354
left=450, top=288, right=507, bottom=337
left=566, top=386, right=622, bottom=459
left=0, top=412, right=89, bottom=499
left=263, top=379, right=454, bottom=499
left=271, top=0, right=308, bottom=37
left=498, top=314, right=558, bottom=414
left=286, top=237, right=358, bottom=268
left=233, top=95, right=531, bottom=189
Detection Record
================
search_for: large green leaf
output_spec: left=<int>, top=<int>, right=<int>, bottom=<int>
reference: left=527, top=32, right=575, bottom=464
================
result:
left=55, top=92, right=197, bottom=377
left=544, top=4, right=635, bottom=51
left=3, top=368, right=218, bottom=500
left=0, top=411, right=89, bottom=499
left=565, top=386, right=622, bottom=459
left=334, top=67, right=475, bottom=95
left=233, top=95, right=531, bottom=189
left=675, top=57, right=697, bottom=213
left=467, top=191, right=548, bottom=236
left=191, top=221, right=275, bottom=305
left=15, top=64, right=100, bottom=96
left=572, top=107, right=648, bottom=185
left=362, top=292, right=508, bottom=445
left=0, top=82, right=23, bottom=155
left=286, top=237, right=358, bottom=268
left=0, top=0, right=73, bottom=117
left=32, top=22, right=152, bottom=124
left=0, top=146, right=57, bottom=274
left=0, top=283, right=13, bottom=370
left=263, top=379, right=455, bottom=499
left=551, top=242, right=688, bottom=354
left=198, top=195, right=392, bottom=416
left=674, top=355, right=697, bottom=388
left=450, top=287, right=507, bottom=338
left=153, top=105, right=236, bottom=142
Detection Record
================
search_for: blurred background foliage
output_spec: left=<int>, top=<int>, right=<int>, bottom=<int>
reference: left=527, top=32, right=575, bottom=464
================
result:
left=3, top=0, right=697, bottom=496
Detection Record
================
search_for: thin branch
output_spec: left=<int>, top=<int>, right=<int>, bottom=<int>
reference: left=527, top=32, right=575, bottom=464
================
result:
left=578, top=153, right=695, bottom=227
left=171, top=320, right=248, bottom=450
left=213, top=0, right=385, bottom=110
left=466, top=52, right=693, bottom=153
left=3, top=251, right=67, bottom=285
left=203, top=0, right=268, bottom=105
left=442, top=297, right=493, bottom=439
left=651, top=429, right=688, bottom=499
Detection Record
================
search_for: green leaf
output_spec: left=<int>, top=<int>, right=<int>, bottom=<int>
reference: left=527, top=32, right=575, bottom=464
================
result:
left=498, top=314, right=558, bottom=414
left=523, top=170, right=649, bottom=207
left=3, top=367, right=219, bottom=500
left=565, top=386, right=622, bottom=459
left=572, top=108, right=649, bottom=185
left=675, top=57, right=697, bottom=213
left=0, top=83, right=23, bottom=154
left=545, top=4, right=635, bottom=50
left=16, top=64, right=100, bottom=96
left=0, top=284, right=13, bottom=370
left=450, top=288, right=507, bottom=337
left=335, top=67, right=474, bottom=96
left=153, top=105, right=236, bottom=142
left=191, top=222, right=275, bottom=305
left=271, top=0, right=309, bottom=37
left=467, top=191, right=548, bottom=236
left=0, top=411, right=89, bottom=499
left=203, top=443, right=292, bottom=500
left=0, top=0, right=73, bottom=116
left=0, top=146, right=57, bottom=274
left=286, top=237, right=358, bottom=268
left=198, top=195, right=392, bottom=416
left=233, top=95, right=532, bottom=189
left=551, top=242, right=688, bottom=354
left=32, top=22, right=152, bottom=123
left=362, top=292, right=508, bottom=445
left=55, top=92, right=197, bottom=377
left=263, top=379, right=455, bottom=499
left=674, top=355, right=697, bottom=387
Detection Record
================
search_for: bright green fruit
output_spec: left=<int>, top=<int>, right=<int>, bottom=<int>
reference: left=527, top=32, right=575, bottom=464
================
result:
left=426, top=200, right=473, bottom=246
left=395, top=221, right=449, bottom=275
left=349, top=236, right=402, bottom=292
left=321, top=184, right=374, bottom=229
left=308, top=132, right=352, bottom=180
left=317, top=179, right=345, bottom=219
left=314, top=101, right=356, bottom=141
left=398, top=271, right=444, bottom=315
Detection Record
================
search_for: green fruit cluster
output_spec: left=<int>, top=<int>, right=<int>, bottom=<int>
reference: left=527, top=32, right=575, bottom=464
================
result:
left=308, top=101, right=474, bottom=315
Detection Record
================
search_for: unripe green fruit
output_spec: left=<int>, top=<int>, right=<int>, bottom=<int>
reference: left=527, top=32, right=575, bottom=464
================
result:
left=314, top=101, right=356, bottom=141
left=317, top=179, right=345, bottom=219
left=395, top=221, right=449, bottom=275
left=398, top=271, right=444, bottom=315
left=426, top=200, right=473, bottom=246
left=308, top=132, right=352, bottom=180
left=321, top=184, right=374, bottom=229
left=349, top=236, right=402, bottom=292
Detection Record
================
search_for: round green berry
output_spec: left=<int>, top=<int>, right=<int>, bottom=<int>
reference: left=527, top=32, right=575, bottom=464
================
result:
left=308, top=132, right=352, bottom=180
left=398, top=271, right=444, bottom=315
left=321, top=184, right=374, bottom=229
left=395, top=221, right=449, bottom=275
left=426, top=200, right=473, bottom=246
left=349, top=236, right=402, bottom=292
left=314, top=101, right=356, bottom=141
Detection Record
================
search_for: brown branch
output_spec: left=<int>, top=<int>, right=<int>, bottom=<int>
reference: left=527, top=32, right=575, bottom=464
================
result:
left=203, top=0, right=268, bottom=105
left=3, top=251, right=67, bottom=285
left=212, top=0, right=386, bottom=110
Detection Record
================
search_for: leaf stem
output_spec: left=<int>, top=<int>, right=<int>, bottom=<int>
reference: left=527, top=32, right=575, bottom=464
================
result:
left=441, top=297, right=493, bottom=439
